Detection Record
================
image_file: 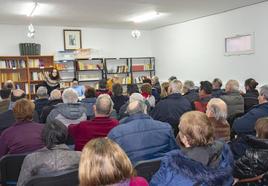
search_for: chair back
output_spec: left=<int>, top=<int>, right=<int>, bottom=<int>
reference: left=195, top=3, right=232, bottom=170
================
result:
left=134, top=158, right=161, bottom=182
left=25, top=169, right=79, bottom=186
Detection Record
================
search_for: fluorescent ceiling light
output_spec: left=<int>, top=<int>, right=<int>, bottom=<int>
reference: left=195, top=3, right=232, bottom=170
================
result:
left=131, top=11, right=161, bottom=23
left=27, top=2, right=39, bottom=17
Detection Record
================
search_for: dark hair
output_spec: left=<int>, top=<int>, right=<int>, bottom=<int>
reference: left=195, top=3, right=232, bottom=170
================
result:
left=200, top=81, right=212, bottom=94
left=212, top=78, right=222, bottom=88
left=141, top=83, right=152, bottom=95
left=49, top=69, right=60, bottom=80
left=42, top=120, right=68, bottom=149
left=0, top=88, right=11, bottom=99
left=73, top=78, right=78, bottom=82
left=112, top=83, right=123, bottom=97
left=127, top=84, right=139, bottom=95
left=245, top=78, right=258, bottom=91
left=169, top=76, right=177, bottom=82
left=142, top=78, right=152, bottom=85
left=84, top=86, right=96, bottom=98
left=11, top=92, right=26, bottom=102
left=4, top=81, right=15, bottom=89
left=98, top=79, right=107, bottom=89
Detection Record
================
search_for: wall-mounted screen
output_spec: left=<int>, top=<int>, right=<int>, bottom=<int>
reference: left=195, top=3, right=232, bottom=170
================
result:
left=225, top=34, right=254, bottom=55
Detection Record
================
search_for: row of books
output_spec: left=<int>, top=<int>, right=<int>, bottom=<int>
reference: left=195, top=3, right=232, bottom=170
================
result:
left=0, top=60, right=26, bottom=69
left=1, top=73, right=23, bottom=82
left=107, top=65, right=129, bottom=73
left=77, top=61, right=103, bottom=70
left=32, top=72, right=45, bottom=81
left=133, top=76, right=148, bottom=84
left=120, top=77, right=132, bottom=84
left=132, top=64, right=153, bottom=72
left=28, top=59, right=45, bottom=68
left=55, top=63, right=75, bottom=71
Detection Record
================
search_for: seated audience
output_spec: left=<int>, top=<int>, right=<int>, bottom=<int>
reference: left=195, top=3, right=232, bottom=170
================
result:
left=243, top=78, right=259, bottom=112
left=151, top=79, right=192, bottom=135
left=168, top=76, right=177, bottom=82
left=0, top=99, right=44, bottom=158
left=233, top=85, right=268, bottom=135
left=71, top=78, right=85, bottom=97
left=220, top=79, right=244, bottom=118
left=150, top=111, right=234, bottom=186
left=34, top=86, right=49, bottom=119
left=111, top=83, right=129, bottom=114
left=40, top=89, right=63, bottom=123
left=108, top=100, right=178, bottom=164
left=182, top=80, right=199, bottom=104
left=96, top=79, right=112, bottom=97
left=17, top=120, right=81, bottom=186
left=0, top=88, right=11, bottom=114
left=81, top=86, right=97, bottom=119
left=69, top=94, right=118, bottom=151
left=9, top=89, right=26, bottom=109
left=233, top=117, right=268, bottom=184
left=212, top=78, right=224, bottom=97
left=46, top=88, right=87, bottom=126
left=206, top=98, right=230, bottom=142
left=194, top=81, right=213, bottom=112
left=79, top=138, right=148, bottom=186
left=152, top=76, right=161, bottom=94
left=160, top=82, right=169, bottom=99
left=141, top=83, right=155, bottom=108
left=3, top=80, right=15, bottom=90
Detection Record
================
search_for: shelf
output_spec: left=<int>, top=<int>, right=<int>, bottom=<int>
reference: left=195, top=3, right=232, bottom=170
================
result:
left=1, top=81, right=27, bottom=84
left=79, top=79, right=100, bottom=82
left=29, top=67, right=54, bottom=70
left=58, top=69, right=75, bottom=72
left=106, top=72, right=129, bottom=74
left=132, top=70, right=155, bottom=72
left=0, top=68, right=26, bottom=70
left=77, top=69, right=102, bottom=72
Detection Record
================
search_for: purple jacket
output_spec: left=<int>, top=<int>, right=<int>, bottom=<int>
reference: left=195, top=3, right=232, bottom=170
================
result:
left=0, top=121, right=44, bottom=158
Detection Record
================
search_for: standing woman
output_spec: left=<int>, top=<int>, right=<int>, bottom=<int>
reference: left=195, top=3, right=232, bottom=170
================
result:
left=44, top=69, right=60, bottom=95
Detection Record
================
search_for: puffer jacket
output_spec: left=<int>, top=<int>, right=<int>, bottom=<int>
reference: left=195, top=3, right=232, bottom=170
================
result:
left=243, top=90, right=259, bottom=113
left=220, top=91, right=244, bottom=117
left=81, top=97, right=96, bottom=118
left=150, top=141, right=234, bottom=186
left=46, top=103, right=87, bottom=126
left=234, top=136, right=268, bottom=181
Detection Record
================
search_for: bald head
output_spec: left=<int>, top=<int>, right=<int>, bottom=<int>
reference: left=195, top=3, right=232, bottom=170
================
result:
left=50, top=89, right=62, bottom=100
left=127, top=100, right=147, bottom=115
left=11, top=89, right=26, bottom=102
left=206, top=98, right=227, bottom=121
left=95, top=94, right=113, bottom=116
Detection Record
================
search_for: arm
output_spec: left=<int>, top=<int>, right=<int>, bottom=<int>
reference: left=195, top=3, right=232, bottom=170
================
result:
left=17, top=155, right=34, bottom=186
left=0, top=138, right=9, bottom=158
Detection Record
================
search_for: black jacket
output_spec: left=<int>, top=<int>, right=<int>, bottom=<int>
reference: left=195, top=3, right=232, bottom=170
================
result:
left=183, top=89, right=199, bottom=104
left=244, top=90, right=259, bottom=113
left=111, top=95, right=129, bottom=114
left=40, top=99, right=63, bottom=123
left=34, top=98, right=49, bottom=119
left=234, top=136, right=268, bottom=180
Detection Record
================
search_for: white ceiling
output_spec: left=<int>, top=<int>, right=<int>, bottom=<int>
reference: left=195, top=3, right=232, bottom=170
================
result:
left=0, top=0, right=267, bottom=30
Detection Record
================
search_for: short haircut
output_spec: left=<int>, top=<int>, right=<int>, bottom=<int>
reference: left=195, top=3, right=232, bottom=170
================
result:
left=79, top=138, right=135, bottom=186
left=0, top=88, right=11, bottom=99
left=84, top=86, right=96, bottom=98
left=179, top=111, right=214, bottom=146
left=160, top=82, right=169, bottom=98
left=152, top=76, right=159, bottom=83
left=127, top=100, right=146, bottom=115
left=129, top=93, right=144, bottom=103
left=207, top=98, right=227, bottom=121
left=98, top=79, right=107, bottom=89
left=141, top=83, right=152, bottom=95
left=260, top=85, right=268, bottom=100
left=95, top=94, right=113, bottom=115
left=127, top=84, right=139, bottom=95
left=168, top=76, right=177, bottom=82
left=200, top=81, right=212, bottom=94
left=4, top=80, right=15, bottom=90
left=62, top=88, right=79, bottom=103
left=255, top=117, right=268, bottom=139
left=245, top=78, right=258, bottom=90
left=169, top=79, right=182, bottom=94
left=11, top=89, right=26, bottom=102
left=42, top=120, right=68, bottom=149
left=212, top=78, right=223, bottom=88
left=36, top=86, right=48, bottom=98
left=112, top=83, right=123, bottom=97
left=142, top=78, right=152, bottom=85
left=50, top=89, right=62, bottom=100
left=226, top=80, right=240, bottom=92
left=183, top=80, right=195, bottom=93
left=13, top=98, right=35, bottom=121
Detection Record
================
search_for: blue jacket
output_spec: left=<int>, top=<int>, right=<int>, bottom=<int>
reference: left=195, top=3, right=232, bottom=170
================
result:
left=81, top=97, right=96, bottom=118
left=150, top=143, right=234, bottom=186
left=151, top=93, right=192, bottom=135
left=232, top=102, right=268, bottom=135
left=108, top=113, right=178, bottom=164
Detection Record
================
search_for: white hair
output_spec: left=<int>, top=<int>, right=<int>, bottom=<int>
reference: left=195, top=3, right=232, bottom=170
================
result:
left=36, top=86, right=48, bottom=98
left=50, top=89, right=61, bottom=100
left=95, top=94, right=114, bottom=115
left=129, top=93, right=144, bottom=103
left=207, top=98, right=227, bottom=121
left=169, top=80, right=183, bottom=94
left=62, top=88, right=79, bottom=103
left=260, top=85, right=268, bottom=100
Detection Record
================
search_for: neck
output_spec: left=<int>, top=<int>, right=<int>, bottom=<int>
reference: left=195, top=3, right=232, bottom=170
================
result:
left=95, top=114, right=109, bottom=117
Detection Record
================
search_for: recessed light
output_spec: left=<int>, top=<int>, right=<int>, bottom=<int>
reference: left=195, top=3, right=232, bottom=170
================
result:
left=131, top=11, right=161, bottom=23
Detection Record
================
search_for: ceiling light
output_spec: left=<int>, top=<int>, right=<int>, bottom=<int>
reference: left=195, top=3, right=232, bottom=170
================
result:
left=131, top=30, right=141, bottom=39
left=131, top=11, right=161, bottom=23
left=26, top=2, right=39, bottom=17
left=27, top=23, right=35, bottom=38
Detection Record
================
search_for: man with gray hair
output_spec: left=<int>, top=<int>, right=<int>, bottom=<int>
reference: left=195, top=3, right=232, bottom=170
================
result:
left=108, top=100, right=178, bottom=164
left=183, top=80, right=199, bottom=104
left=68, top=94, right=119, bottom=151
left=46, top=88, right=87, bottom=126
left=151, top=79, right=192, bottom=135
left=34, top=86, right=49, bottom=119
left=233, top=85, right=268, bottom=135
left=206, top=98, right=230, bottom=141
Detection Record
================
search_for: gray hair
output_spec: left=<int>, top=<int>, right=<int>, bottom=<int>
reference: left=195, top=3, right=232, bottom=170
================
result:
left=260, top=85, right=268, bottom=100
left=127, top=100, right=146, bottom=115
left=62, top=88, right=79, bottom=103
left=36, top=86, right=48, bottom=98
left=95, top=94, right=114, bottom=115
left=129, top=93, right=144, bottom=103
left=226, top=80, right=239, bottom=92
left=183, top=80, right=195, bottom=93
left=207, top=98, right=227, bottom=121
left=169, top=79, right=183, bottom=94
left=50, top=89, right=61, bottom=100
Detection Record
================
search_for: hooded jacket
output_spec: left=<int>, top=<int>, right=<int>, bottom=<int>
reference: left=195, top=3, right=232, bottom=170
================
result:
left=46, top=103, right=87, bottom=126
left=150, top=142, right=234, bottom=186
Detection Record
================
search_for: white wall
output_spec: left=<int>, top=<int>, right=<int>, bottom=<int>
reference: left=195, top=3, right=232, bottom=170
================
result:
left=151, top=2, right=268, bottom=86
left=0, top=25, right=152, bottom=58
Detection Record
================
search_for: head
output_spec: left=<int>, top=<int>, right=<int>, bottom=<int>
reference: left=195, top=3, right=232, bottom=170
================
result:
left=94, top=94, right=113, bottom=116
left=127, top=84, right=139, bottom=95
left=129, top=93, right=144, bottom=103
left=142, top=78, right=152, bottom=85
left=258, top=85, right=268, bottom=104
left=50, top=69, right=59, bottom=80
left=178, top=111, right=214, bottom=148
left=11, top=89, right=26, bottom=102
left=79, top=138, right=135, bottom=186
left=199, top=81, right=212, bottom=96
left=182, top=80, right=195, bottom=94
left=206, top=98, right=228, bottom=121
left=168, top=80, right=182, bottom=95
left=0, top=88, right=11, bottom=99
left=225, top=80, right=240, bottom=92
left=168, top=76, right=177, bottom=82
left=98, top=79, right=107, bottom=89
left=141, top=83, right=152, bottom=95
left=50, top=89, right=62, bottom=100
left=72, top=78, right=79, bottom=87
left=4, top=80, right=15, bottom=90
left=13, top=98, right=35, bottom=122
left=112, top=83, right=123, bottom=97
left=62, top=88, right=79, bottom=103
left=212, top=78, right=223, bottom=90
left=127, top=100, right=147, bottom=115
left=36, top=86, right=48, bottom=99
left=152, top=76, right=159, bottom=86
left=160, top=82, right=169, bottom=98
left=255, top=117, right=268, bottom=139
left=84, top=86, right=96, bottom=98
left=245, top=78, right=258, bottom=91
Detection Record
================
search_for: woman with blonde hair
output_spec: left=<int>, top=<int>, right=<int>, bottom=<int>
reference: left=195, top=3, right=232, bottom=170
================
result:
left=160, top=82, right=169, bottom=99
left=79, top=138, right=148, bottom=186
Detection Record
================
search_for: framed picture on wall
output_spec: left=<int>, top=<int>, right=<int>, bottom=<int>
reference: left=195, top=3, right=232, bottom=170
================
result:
left=63, top=29, right=82, bottom=50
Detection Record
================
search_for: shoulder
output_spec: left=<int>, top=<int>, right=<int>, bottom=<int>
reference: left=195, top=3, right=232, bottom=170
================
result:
left=130, top=177, right=149, bottom=186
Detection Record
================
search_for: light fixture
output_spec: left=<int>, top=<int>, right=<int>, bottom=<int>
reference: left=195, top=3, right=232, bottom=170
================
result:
left=131, top=30, right=141, bottom=39
left=27, top=2, right=39, bottom=17
left=27, top=23, right=35, bottom=38
left=131, top=11, right=161, bottom=23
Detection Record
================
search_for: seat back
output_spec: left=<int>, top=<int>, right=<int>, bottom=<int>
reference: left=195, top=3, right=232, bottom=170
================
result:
left=134, top=158, right=161, bottom=182
left=25, top=169, right=79, bottom=186
left=0, top=153, right=28, bottom=186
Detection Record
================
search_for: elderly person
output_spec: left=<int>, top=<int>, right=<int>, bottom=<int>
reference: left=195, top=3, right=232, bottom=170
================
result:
left=68, top=94, right=118, bottom=151
left=46, top=88, right=87, bottom=126
left=9, top=89, right=26, bottom=109
left=34, top=86, right=49, bottom=118
left=206, top=98, right=230, bottom=142
left=17, top=120, right=81, bottom=186
left=220, top=80, right=244, bottom=118
left=182, top=80, right=199, bottom=104
left=108, top=100, right=178, bottom=164
left=151, top=80, right=192, bottom=135
left=233, top=85, right=268, bottom=135
left=0, top=99, right=44, bottom=158
left=212, top=78, right=224, bottom=97
left=111, top=83, right=129, bottom=114
left=150, top=111, right=234, bottom=186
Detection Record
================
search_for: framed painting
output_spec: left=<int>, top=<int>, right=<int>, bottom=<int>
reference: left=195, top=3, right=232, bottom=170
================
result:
left=63, top=29, right=82, bottom=50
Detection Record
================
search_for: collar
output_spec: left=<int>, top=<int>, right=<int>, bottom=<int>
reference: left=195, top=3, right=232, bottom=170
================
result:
left=121, top=113, right=151, bottom=124
left=14, top=120, right=34, bottom=126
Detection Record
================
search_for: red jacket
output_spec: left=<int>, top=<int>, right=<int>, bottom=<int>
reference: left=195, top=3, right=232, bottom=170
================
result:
left=68, top=117, right=118, bottom=151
